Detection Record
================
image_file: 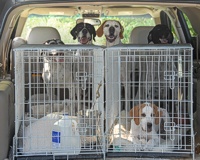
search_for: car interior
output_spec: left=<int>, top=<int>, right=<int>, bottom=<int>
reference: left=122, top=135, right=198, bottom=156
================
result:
left=0, top=1, right=200, bottom=160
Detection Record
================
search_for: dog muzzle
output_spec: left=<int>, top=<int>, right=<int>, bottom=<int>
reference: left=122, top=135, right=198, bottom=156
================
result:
left=50, top=50, right=64, bottom=62
left=106, top=35, right=117, bottom=43
left=78, top=36, right=91, bottom=44
left=159, top=38, right=168, bottom=44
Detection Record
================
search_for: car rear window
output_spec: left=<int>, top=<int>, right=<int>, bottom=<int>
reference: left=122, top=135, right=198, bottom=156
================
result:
left=21, top=14, right=155, bottom=45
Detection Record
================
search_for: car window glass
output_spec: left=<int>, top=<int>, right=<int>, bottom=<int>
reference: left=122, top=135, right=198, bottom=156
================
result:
left=21, top=14, right=155, bottom=45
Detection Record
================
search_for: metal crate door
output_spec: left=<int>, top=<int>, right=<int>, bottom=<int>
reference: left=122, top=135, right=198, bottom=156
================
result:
left=13, top=45, right=105, bottom=159
left=105, top=44, right=194, bottom=159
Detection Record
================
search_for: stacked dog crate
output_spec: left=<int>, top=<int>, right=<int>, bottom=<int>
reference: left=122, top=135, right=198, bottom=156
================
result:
left=13, top=45, right=105, bottom=159
left=105, top=44, right=194, bottom=159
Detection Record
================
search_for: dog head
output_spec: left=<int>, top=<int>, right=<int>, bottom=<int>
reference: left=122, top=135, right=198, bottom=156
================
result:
left=129, top=103, right=163, bottom=133
left=70, top=22, right=96, bottom=44
left=43, top=38, right=65, bottom=62
left=44, top=38, right=64, bottom=45
left=147, top=24, right=174, bottom=44
left=96, top=20, right=124, bottom=46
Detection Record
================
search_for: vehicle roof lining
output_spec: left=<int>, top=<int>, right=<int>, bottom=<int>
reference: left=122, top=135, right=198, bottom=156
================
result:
left=20, top=5, right=166, bottom=18
left=18, top=2, right=199, bottom=18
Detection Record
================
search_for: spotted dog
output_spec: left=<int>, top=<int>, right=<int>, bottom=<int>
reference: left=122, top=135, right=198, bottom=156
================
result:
left=42, top=39, right=76, bottom=115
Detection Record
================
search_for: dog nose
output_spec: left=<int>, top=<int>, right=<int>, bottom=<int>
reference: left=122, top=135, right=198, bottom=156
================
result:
left=109, top=26, right=115, bottom=35
left=147, top=122, right=152, bottom=129
left=82, top=28, right=88, bottom=35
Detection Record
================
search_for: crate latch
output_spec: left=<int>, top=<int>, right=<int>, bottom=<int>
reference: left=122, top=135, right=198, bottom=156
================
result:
left=164, top=71, right=176, bottom=89
left=75, top=72, right=89, bottom=90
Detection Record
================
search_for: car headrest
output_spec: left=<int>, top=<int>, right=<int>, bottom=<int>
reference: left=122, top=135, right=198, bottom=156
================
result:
left=26, top=26, right=61, bottom=44
left=12, top=37, right=27, bottom=48
left=129, top=26, right=154, bottom=44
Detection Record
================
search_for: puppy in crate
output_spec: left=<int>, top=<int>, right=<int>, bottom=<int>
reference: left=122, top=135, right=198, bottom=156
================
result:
left=110, top=103, right=171, bottom=152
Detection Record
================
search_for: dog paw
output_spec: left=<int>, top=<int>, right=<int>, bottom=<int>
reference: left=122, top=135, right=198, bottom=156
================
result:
left=139, top=139, right=147, bottom=144
left=141, top=144, right=154, bottom=151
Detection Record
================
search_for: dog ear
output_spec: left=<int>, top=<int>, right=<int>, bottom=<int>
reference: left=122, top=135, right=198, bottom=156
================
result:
left=96, top=21, right=107, bottom=37
left=118, top=21, right=124, bottom=39
left=153, top=104, right=162, bottom=125
left=91, top=25, right=96, bottom=42
left=70, top=25, right=78, bottom=40
left=167, top=31, right=174, bottom=44
left=130, top=105, right=140, bottom=125
left=147, top=30, right=153, bottom=44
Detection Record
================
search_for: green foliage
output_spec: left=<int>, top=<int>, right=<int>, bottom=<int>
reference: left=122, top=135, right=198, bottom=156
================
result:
left=21, top=15, right=78, bottom=43
left=183, top=14, right=197, bottom=37
left=21, top=15, right=155, bottom=45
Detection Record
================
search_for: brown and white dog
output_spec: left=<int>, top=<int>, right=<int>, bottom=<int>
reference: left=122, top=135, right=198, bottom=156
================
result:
left=129, top=102, right=170, bottom=150
left=96, top=20, right=124, bottom=47
left=70, top=22, right=96, bottom=44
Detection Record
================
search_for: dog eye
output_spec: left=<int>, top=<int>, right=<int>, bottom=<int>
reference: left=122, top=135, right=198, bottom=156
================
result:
left=141, top=113, right=146, bottom=117
left=105, top=24, right=109, bottom=27
left=115, top=25, right=119, bottom=28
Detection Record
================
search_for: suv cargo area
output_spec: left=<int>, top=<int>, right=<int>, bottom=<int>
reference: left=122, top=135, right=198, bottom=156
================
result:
left=0, top=1, right=200, bottom=160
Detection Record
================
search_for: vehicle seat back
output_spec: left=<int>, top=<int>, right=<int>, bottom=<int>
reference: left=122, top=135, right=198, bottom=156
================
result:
left=129, top=26, right=154, bottom=44
left=27, top=26, right=61, bottom=44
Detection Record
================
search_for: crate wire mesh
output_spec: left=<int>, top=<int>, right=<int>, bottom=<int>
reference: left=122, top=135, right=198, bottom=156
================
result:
left=13, top=45, right=105, bottom=158
left=13, top=44, right=194, bottom=159
left=105, top=44, right=194, bottom=159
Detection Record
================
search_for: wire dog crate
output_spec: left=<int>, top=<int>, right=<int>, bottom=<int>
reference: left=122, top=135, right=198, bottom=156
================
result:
left=13, top=44, right=194, bottom=159
left=105, top=44, right=194, bottom=159
left=13, top=45, right=105, bottom=159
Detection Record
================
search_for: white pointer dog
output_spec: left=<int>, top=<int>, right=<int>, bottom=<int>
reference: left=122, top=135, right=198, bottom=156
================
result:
left=97, top=20, right=131, bottom=111
left=96, top=20, right=124, bottom=47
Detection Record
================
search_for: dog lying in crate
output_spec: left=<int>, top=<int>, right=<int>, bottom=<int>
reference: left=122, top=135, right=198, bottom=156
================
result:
left=129, top=102, right=170, bottom=151
left=110, top=102, right=182, bottom=151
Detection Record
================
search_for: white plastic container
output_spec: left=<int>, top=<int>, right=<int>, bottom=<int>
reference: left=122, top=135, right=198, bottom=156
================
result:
left=52, top=114, right=81, bottom=155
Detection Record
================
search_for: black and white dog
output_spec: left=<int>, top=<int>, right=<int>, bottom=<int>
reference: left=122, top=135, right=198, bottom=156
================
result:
left=147, top=24, right=174, bottom=44
left=70, top=22, right=96, bottom=44
left=42, top=39, right=75, bottom=108
left=70, top=23, right=97, bottom=103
